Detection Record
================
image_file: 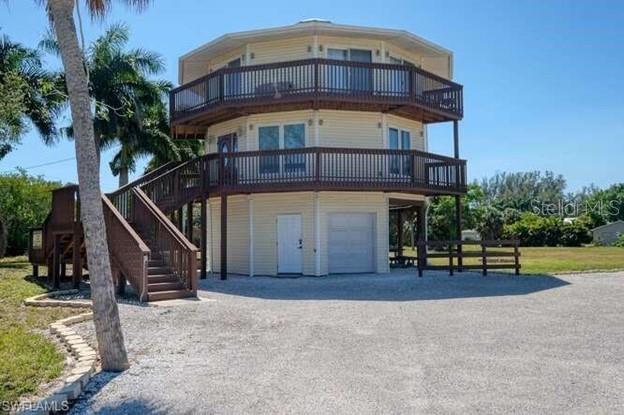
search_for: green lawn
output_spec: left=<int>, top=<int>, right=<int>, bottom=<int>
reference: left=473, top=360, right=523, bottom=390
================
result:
left=403, top=245, right=624, bottom=275
left=0, top=257, right=80, bottom=410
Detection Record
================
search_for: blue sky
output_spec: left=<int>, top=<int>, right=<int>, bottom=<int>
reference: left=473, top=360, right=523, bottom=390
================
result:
left=1, top=0, right=623, bottom=192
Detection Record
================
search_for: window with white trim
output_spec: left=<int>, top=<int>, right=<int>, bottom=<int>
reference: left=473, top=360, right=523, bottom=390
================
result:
left=388, top=127, right=411, bottom=175
left=258, top=123, right=306, bottom=174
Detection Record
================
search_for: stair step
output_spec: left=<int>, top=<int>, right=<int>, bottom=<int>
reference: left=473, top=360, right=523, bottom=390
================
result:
left=147, top=289, right=195, bottom=302
left=148, top=266, right=172, bottom=275
left=148, top=274, right=179, bottom=283
left=148, top=281, right=185, bottom=292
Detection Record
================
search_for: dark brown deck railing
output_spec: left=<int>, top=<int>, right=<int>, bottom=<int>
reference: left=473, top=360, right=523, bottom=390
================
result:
left=171, top=58, right=463, bottom=122
left=103, top=195, right=151, bottom=301
left=108, top=161, right=179, bottom=220
left=132, top=188, right=198, bottom=295
left=131, top=147, right=466, bottom=214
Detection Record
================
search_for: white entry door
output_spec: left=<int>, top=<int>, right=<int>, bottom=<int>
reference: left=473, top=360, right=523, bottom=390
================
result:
left=277, top=214, right=303, bottom=274
left=328, top=213, right=376, bottom=273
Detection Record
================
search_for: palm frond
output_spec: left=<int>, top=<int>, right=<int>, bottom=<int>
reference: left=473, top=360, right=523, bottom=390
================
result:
left=85, top=0, right=152, bottom=19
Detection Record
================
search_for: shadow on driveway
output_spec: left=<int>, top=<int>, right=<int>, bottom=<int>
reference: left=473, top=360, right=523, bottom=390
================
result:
left=197, top=271, right=570, bottom=302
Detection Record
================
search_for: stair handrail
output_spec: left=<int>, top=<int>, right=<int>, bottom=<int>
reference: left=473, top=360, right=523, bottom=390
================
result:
left=132, top=187, right=198, bottom=294
left=108, top=161, right=179, bottom=198
left=108, top=161, right=181, bottom=220
left=102, top=195, right=151, bottom=301
left=137, top=157, right=198, bottom=190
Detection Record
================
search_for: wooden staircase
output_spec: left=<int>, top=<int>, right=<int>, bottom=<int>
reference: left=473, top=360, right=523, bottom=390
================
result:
left=29, top=162, right=200, bottom=302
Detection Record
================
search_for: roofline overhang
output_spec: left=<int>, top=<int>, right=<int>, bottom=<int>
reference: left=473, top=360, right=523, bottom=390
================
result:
left=178, top=21, right=454, bottom=84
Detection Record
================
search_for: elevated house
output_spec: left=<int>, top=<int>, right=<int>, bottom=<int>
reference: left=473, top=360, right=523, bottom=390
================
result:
left=30, top=20, right=467, bottom=300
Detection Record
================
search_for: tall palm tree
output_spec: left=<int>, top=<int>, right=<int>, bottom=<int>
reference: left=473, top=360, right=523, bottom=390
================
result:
left=39, top=0, right=153, bottom=372
left=43, top=23, right=181, bottom=187
left=0, top=34, right=63, bottom=159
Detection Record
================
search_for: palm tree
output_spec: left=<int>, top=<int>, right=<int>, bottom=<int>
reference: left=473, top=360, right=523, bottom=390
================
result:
left=39, top=0, right=154, bottom=372
left=0, top=34, right=63, bottom=159
left=43, top=23, right=181, bottom=187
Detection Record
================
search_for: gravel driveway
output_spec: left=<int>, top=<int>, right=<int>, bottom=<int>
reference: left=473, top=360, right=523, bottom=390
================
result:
left=70, top=270, right=624, bottom=414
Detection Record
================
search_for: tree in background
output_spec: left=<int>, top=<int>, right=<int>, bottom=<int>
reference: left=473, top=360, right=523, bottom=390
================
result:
left=0, top=34, right=64, bottom=159
left=0, top=215, right=6, bottom=258
left=476, top=205, right=504, bottom=240
left=481, top=171, right=566, bottom=211
left=40, top=0, right=155, bottom=372
left=427, top=183, right=484, bottom=241
left=0, top=170, right=61, bottom=255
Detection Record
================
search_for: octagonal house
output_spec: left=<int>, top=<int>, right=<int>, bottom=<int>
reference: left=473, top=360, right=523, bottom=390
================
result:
left=169, top=20, right=466, bottom=278
left=29, top=20, right=467, bottom=301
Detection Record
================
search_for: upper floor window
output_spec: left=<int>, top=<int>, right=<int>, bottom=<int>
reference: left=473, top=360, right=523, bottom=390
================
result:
left=389, top=127, right=411, bottom=175
left=258, top=123, right=306, bottom=173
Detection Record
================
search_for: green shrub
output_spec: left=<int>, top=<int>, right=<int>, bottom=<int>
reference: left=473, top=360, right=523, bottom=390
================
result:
left=613, top=233, right=624, bottom=247
left=476, top=205, right=504, bottom=240
left=0, top=170, right=61, bottom=255
left=560, top=221, right=592, bottom=247
left=502, top=212, right=590, bottom=247
left=0, top=216, right=5, bottom=258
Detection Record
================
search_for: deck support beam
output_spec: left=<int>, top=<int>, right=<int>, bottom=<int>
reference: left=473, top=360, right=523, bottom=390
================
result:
left=396, top=209, right=404, bottom=258
left=186, top=202, right=193, bottom=241
left=453, top=120, right=463, bottom=271
left=177, top=207, right=183, bottom=232
left=52, top=234, right=60, bottom=289
left=200, top=199, right=207, bottom=279
left=72, top=225, right=82, bottom=289
left=220, top=192, right=227, bottom=280
left=416, top=204, right=426, bottom=277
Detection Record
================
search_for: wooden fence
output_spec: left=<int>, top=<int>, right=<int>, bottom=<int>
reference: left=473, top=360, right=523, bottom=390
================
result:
left=391, top=240, right=521, bottom=276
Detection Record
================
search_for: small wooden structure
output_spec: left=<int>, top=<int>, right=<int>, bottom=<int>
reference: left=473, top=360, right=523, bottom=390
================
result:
left=29, top=185, right=84, bottom=289
left=415, top=240, right=521, bottom=276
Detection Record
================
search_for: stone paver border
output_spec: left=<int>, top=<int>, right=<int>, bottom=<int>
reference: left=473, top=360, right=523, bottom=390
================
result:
left=19, top=290, right=97, bottom=414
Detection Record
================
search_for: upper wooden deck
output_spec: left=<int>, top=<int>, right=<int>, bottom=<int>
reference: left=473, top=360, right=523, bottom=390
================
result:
left=170, top=58, right=463, bottom=138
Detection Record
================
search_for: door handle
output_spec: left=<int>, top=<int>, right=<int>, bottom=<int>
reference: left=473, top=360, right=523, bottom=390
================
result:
left=298, top=239, right=303, bottom=249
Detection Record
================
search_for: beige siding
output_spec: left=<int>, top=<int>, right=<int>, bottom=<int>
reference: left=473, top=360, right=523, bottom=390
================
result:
left=204, top=110, right=425, bottom=153
left=207, top=195, right=249, bottom=275
left=181, top=32, right=451, bottom=84
left=205, top=118, right=247, bottom=153
left=421, top=55, right=450, bottom=79
left=318, top=111, right=382, bottom=148
left=248, top=36, right=311, bottom=65
left=205, top=191, right=393, bottom=276
left=183, top=47, right=245, bottom=83
left=319, top=192, right=389, bottom=275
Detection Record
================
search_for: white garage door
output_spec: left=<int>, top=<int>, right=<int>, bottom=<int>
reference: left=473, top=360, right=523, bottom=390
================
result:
left=328, top=213, right=376, bottom=273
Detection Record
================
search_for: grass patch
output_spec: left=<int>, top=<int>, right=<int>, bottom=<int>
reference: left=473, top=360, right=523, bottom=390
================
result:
left=0, top=256, right=80, bottom=407
left=402, top=245, right=624, bottom=275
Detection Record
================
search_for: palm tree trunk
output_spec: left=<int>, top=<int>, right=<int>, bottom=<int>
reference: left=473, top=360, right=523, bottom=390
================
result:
left=47, top=0, right=128, bottom=372
left=118, top=166, right=129, bottom=188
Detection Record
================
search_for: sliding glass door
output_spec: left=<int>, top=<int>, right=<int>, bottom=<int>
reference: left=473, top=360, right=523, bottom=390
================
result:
left=326, top=48, right=372, bottom=93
